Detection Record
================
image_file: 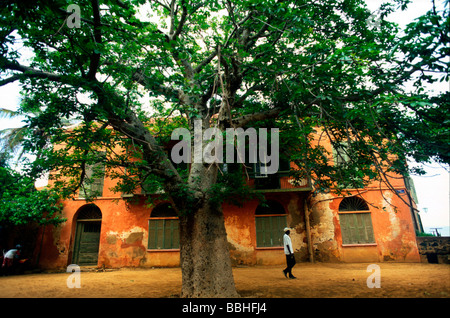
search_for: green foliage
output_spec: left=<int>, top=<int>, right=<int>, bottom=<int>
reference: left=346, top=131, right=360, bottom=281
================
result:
left=0, top=160, right=64, bottom=226
left=415, top=231, right=436, bottom=237
left=207, top=164, right=262, bottom=208
left=0, top=0, right=448, bottom=205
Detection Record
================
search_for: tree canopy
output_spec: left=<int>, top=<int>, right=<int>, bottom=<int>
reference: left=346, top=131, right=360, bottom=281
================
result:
left=1, top=0, right=448, bottom=200
left=0, top=0, right=448, bottom=297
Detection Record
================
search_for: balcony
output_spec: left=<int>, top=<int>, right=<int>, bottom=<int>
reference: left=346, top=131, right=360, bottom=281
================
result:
left=247, top=171, right=312, bottom=192
left=121, top=161, right=313, bottom=198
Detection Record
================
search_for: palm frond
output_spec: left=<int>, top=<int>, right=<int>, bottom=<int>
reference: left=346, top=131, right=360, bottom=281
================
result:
left=0, top=126, right=28, bottom=160
left=0, top=108, right=20, bottom=120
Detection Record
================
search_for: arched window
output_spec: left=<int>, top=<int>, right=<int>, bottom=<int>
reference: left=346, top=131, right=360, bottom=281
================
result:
left=255, top=200, right=287, bottom=248
left=339, top=197, right=369, bottom=212
left=338, top=197, right=375, bottom=245
left=148, top=203, right=179, bottom=250
left=77, top=204, right=102, bottom=220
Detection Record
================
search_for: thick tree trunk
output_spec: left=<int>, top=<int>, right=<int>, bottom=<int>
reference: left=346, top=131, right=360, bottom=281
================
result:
left=179, top=198, right=239, bottom=298
left=113, top=114, right=238, bottom=297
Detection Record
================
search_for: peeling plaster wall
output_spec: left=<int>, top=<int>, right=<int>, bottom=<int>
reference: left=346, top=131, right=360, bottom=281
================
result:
left=223, top=192, right=311, bottom=266
left=38, top=198, right=180, bottom=269
left=223, top=212, right=255, bottom=266
left=101, top=227, right=147, bottom=267
left=317, top=189, right=421, bottom=263
left=292, top=188, right=421, bottom=264
left=382, top=191, right=401, bottom=239
left=308, top=194, right=341, bottom=262
left=373, top=190, right=420, bottom=262
left=37, top=187, right=420, bottom=269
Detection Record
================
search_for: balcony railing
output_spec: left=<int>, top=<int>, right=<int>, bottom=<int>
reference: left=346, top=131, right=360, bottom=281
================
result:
left=247, top=173, right=312, bottom=192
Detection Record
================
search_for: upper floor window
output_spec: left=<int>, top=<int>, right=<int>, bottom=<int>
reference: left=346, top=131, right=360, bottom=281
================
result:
left=79, top=152, right=106, bottom=198
left=332, top=142, right=365, bottom=189
left=251, top=156, right=291, bottom=178
left=332, top=142, right=350, bottom=166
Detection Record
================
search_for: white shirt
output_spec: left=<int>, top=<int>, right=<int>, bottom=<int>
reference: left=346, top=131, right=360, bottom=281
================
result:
left=283, top=234, right=293, bottom=255
left=4, top=249, right=19, bottom=259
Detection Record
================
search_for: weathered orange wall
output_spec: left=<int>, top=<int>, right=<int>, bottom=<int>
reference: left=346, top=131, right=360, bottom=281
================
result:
left=307, top=188, right=421, bottom=263
left=38, top=192, right=306, bottom=269
left=223, top=192, right=307, bottom=266
left=38, top=185, right=420, bottom=270
left=37, top=127, right=421, bottom=269
left=38, top=197, right=180, bottom=269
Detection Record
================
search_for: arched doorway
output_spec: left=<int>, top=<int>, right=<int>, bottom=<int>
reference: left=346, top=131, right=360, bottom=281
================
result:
left=72, top=204, right=102, bottom=266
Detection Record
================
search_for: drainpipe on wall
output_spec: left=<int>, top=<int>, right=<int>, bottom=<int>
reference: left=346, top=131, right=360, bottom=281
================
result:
left=304, top=200, right=314, bottom=263
left=403, top=176, right=422, bottom=234
left=35, top=224, right=46, bottom=267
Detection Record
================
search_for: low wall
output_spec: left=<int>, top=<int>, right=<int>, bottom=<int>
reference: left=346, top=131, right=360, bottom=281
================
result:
left=416, top=236, right=450, bottom=264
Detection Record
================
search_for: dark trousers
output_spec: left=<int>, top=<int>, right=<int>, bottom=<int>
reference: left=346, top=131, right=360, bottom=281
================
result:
left=284, top=254, right=296, bottom=277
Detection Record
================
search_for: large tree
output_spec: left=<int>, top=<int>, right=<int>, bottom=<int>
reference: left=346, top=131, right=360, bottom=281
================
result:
left=0, top=0, right=448, bottom=297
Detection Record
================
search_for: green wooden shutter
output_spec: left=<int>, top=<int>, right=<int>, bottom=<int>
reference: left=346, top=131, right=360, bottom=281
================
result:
left=340, top=214, right=351, bottom=244
left=80, top=153, right=105, bottom=198
left=148, top=219, right=163, bottom=249
left=340, top=213, right=375, bottom=244
left=91, top=161, right=105, bottom=196
left=255, top=217, right=264, bottom=247
left=171, top=219, right=180, bottom=249
left=255, top=215, right=286, bottom=247
left=361, top=213, right=375, bottom=243
left=333, top=142, right=350, bottom=166
left=163, top=219, right=179, bottom=249
left=148, top=219, right=179, bottom=249
left=273, top=216, right=284, bottom=246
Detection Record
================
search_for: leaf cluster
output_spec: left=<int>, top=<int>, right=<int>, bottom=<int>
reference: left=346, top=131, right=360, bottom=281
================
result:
left=0, top=160, right=64, bottom=226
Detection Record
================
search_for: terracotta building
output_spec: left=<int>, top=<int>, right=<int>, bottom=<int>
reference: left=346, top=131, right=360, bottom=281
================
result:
left=36, top=128, right=423, bottom=269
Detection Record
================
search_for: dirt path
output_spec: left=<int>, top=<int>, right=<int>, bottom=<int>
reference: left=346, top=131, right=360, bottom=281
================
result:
left=0, top=263, right=449, bottom=298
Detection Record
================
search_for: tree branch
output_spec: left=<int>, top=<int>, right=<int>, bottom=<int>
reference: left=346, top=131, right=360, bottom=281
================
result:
left=86, top=0, right=102, bottom=80
left=232, top=107, right=282, bottom=127
left=234, top=84, right=265, bottom=107
left=131, top=70, right=181, bottom=102
left=169, top=0, right=188, bottom=41
left=336, top=64, right=421, bottom=103
left=150, top=0, right=171, bottom=12
left=0, top=74, right=22, bottom=86
left=1, top=58, right=64, bottom=83
left=194, top=49, right=218, bottom=74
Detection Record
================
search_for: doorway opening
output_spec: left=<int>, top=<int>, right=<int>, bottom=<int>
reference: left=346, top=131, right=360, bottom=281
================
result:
left=72, top=204, right=102, bottom=266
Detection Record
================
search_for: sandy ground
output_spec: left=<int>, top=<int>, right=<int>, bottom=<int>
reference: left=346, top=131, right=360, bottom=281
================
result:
left=0, top=263, right=449, bottom=298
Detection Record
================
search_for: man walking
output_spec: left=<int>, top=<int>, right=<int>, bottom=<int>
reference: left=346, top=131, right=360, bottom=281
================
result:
left=283, top=228, right=296, bottom=279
